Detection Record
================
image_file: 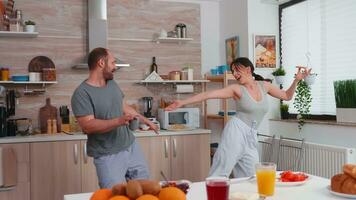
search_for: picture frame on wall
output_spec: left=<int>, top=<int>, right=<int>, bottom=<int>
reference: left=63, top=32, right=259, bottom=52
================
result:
left=254, top=34, right=276, bottom=68
left=225, top=36, right=239, bottom=67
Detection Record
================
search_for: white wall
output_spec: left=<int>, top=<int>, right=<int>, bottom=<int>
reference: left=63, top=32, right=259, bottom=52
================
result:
left=157, top=0, right=221, bottom=75
left=247, top=0, right=280, bottom=134
left=270, top=121, right=356, bottom=150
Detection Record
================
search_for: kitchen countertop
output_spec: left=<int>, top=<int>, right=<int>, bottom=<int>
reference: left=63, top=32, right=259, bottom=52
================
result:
left=0, top=129, right=211, bottom=144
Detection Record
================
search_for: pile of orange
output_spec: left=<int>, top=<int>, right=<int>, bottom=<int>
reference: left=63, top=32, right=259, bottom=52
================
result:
left=90, top=186, right=186, bottom=200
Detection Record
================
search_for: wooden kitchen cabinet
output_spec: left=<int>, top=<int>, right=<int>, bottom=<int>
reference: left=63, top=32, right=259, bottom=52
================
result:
left=30, top=140, right=98, bottom=200
left=80, top=140, right=99, bottom=192
left=30, top=141, right=82, bottom=200
left=136, top=133, right=210, bottom=182
left=170, top=134, right=210, bottom=182
left=0, top=143, right=30, bottom=200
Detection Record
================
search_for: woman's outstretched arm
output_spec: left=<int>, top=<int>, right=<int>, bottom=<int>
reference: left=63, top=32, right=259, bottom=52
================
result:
left=265, top=66, right=311, bottom=101
left=165, top=84, right=240, bottom=111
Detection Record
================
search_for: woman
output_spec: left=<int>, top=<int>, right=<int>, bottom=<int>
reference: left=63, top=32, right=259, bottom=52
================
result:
left=165, top=57, right=311, bottom=178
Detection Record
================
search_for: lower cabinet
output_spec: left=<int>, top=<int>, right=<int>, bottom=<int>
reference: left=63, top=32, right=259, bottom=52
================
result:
left=136, top=133, right=210, bottom=182
left=30, top=140, right=98, bottom=200
left=0, top=143, right=30, bottom=200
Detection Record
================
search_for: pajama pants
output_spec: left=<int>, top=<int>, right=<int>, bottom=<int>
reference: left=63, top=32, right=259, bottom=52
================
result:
left=93, top=140, right=150, bottom=188
left=209, top=116, right=259, bottom=178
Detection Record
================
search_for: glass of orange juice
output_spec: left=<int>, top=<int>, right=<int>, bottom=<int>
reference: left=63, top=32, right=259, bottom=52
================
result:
left=255, top=162, right=276, bottom=198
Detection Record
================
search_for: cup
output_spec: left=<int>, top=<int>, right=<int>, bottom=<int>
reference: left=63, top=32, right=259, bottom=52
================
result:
left=206, top=177, right=230, bottom=200
left=255, top=162, right=276, bottom=198
left=129, top=118, right=139, bottom=131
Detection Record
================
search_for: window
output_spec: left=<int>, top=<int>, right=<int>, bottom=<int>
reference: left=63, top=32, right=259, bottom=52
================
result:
left=280, top=0, right=356, bottom=115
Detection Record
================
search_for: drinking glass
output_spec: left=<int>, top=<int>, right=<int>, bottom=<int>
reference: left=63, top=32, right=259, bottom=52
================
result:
left=205, top=176, right=230, bottom=200
left=255, top=162, right=276, bottom=198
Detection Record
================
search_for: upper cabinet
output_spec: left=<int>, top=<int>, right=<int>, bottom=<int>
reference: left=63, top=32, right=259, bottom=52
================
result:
left=0, top=31, right=38, bottom=38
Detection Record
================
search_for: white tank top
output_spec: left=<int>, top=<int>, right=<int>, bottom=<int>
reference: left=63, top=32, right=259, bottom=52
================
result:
left=235, top=81, right=269, bottom=128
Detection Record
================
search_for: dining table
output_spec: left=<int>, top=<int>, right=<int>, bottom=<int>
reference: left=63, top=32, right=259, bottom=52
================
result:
left=64, top=174, right=352, bottom=200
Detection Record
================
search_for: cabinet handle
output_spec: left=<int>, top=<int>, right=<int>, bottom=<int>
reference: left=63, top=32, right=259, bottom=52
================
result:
left=83, top=142, right=88, bottom=164
left=164, top=138, right=169, bottom=158
left=74, top=143, right=78, bottom=164
left=173, top=138, right=177, bottom=157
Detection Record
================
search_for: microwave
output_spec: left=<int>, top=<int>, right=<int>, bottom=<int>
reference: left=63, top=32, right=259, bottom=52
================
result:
left=158, top=108, right=200, bottom=130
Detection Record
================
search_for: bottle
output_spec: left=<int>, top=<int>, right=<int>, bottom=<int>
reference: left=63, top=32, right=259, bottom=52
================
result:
left=47, top=119, right=52, bottom=134
left=52, top=119, right=57, bottom=134
left=150, top=57, right=158, bottom=73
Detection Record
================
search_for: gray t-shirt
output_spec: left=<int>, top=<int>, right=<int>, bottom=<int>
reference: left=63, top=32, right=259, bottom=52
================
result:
left=71, top=80, right=135, bottom=158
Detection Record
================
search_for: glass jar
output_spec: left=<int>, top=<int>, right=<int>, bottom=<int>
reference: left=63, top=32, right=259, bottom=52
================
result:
left=169, top=71, right=181, bottom=80
left=1, top=68, right=9, bottom=81
left=42, top=68, right=56, bottom=81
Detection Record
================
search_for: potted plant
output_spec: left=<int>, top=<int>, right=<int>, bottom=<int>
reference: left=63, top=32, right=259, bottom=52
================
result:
left=304, top=73, right=317, bottom=85
left=280, top=103, right=289, bottom=119
left=24, top=20, right=36, bottom=32
left=334, top=79, right=356, bottom=123
left=272, top=67, right=286, bottom=85
left=293, top=80, right=312, bottom=131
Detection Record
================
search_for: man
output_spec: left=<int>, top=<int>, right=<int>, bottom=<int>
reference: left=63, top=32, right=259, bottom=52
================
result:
left=71, top=47, right=158, bottom=188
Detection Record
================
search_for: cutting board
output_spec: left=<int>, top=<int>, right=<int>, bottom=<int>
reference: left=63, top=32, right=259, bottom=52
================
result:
left=39, top=98, right=60, bottom=133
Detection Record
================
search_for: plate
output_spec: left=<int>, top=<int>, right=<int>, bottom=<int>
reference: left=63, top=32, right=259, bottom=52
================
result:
left=328, top=185, right=356, bottom=199
left=275, top=176, right=310, bottom=187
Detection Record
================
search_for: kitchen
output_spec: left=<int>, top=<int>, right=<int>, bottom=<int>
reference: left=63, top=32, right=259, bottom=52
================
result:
left=1, top=0, right=356, bottom=200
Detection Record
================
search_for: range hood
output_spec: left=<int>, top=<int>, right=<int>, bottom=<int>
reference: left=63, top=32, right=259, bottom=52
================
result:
left=72, top=0, right=130, bottom=69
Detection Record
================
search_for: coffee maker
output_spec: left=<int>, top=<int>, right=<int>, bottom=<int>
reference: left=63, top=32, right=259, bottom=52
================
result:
left=0, top=86, right=17, bottom=137
left=142, top=97, right=153, bottom=118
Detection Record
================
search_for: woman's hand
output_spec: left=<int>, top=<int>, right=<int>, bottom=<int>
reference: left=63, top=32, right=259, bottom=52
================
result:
left=165, top=100, right=183, bottom=111
left=295, top=66, right=312, bottom=81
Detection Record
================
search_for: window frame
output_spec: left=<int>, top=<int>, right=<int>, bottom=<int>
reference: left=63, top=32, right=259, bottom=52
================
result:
left=278, top=0, right=336, bottom=120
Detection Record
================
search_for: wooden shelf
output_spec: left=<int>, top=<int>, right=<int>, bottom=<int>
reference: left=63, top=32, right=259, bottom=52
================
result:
left=155, top=37, right=193, bottom=44
left=0, top=81, right=57, bottom=84
left=206, top=73, right=235, bottom=82
left=140, top=80, right=209, bottom=84
left=206, top=114, right=224, bottom=119
left=0, top=31, right=38, bottom=37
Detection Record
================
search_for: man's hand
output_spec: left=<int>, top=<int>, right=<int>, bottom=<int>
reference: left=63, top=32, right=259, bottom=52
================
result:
left=117, top=114, right=135, bottom=126
left=165, top=100, right=183, bottom=111
left=146, top=120, right=159, bottom=135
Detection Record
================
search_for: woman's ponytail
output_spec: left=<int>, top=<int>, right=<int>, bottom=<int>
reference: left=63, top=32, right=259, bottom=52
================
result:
left=252, top=72, right=272, bottom=83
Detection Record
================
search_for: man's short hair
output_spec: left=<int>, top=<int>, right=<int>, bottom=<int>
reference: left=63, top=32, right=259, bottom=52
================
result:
left=87, top=47, right=108, bottom=70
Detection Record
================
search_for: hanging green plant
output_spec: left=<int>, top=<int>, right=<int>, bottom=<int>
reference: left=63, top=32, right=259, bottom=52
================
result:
left=293, top=80, right=312, bottom=131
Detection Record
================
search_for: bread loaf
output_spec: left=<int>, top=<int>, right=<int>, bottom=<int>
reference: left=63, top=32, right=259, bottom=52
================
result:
left=343, top=164, right=356, bottom=179
left=341, top=177, right=356, bottom=194
left=331, top=173, right=350, bottom=193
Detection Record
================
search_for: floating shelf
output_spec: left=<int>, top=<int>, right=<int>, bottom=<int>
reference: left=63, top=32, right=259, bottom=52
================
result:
left=0, top=31, right=39, bottom=38
left=0, top=81, right=57, bottom=84
left=140, top=80, right=209, bottom=84
left=206, top=73, right=236, bottom=82
left=155, top=37, right=193, bottom=44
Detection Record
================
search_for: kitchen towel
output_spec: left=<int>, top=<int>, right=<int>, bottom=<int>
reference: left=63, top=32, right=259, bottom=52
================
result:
left=176, top=84, right=194, bottom=93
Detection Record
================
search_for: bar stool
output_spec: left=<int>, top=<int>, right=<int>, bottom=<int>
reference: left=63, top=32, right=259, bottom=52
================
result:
left=277, top=136, right=305, bottom=171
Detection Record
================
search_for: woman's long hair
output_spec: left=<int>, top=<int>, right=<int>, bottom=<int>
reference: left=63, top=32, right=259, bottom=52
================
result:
left=230, top=57, right=271, bottom=82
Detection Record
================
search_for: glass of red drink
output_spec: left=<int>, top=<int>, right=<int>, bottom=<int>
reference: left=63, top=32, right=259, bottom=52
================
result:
left=206, top=177, right=230, bottom=200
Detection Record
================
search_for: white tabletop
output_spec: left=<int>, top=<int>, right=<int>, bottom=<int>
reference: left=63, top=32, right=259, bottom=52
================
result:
left=64, top=175, right=349, bottom=200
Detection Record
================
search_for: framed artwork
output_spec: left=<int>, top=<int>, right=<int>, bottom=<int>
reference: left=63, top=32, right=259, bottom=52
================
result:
left=254, top=34, right=276, bottom=68
left=225, top=36, right=239, bottom=66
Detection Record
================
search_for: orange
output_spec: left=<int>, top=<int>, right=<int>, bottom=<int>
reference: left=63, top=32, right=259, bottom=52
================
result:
left=90, top=188, right=113, bottom=200
left=136, top=194, right=159, bottom=200
left=158, top=187, right=186, bottom=200
left=109, top=196, right=130, bottom=200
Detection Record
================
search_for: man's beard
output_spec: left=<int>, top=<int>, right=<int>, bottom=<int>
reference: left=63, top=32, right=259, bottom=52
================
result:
left=103, top=70, right=113, bottom=80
